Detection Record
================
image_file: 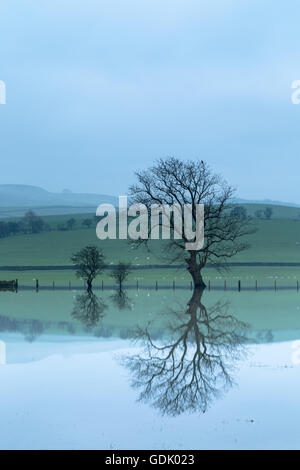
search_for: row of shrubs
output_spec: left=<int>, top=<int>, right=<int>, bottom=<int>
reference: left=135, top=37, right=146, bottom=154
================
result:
left=230, top=206, right=273, bottom=220
left=0, top=211, right=96, bottom=239
left=0, top=206, right=275, bottom=240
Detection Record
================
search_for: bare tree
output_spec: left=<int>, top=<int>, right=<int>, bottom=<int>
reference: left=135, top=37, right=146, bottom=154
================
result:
left=110, top=262, right=131, bottom=290
left=230, top=205, right=247, bottom=220
left=263, top=206, right=273, bottom=220
left=82, top=218, right=93, bottom=228
left=129, top=157, right=254, bottom=287
left=71, top=245, right=106, bottom=291
left=122, top=287, right=249, bottom=415
left=110, top=289, right=132, bottom=310
left=24, top=210, right=45, bottom=234
left=66, top=218, right=76, bottom=230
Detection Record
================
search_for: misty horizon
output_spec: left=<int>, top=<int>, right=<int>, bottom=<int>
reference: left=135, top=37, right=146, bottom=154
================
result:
left=1, top=1, right=300, bottom=203
left=1, top=183, right=300, bottom=209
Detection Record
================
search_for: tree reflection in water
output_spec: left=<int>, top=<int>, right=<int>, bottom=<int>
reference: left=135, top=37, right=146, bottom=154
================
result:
left=122, top=287, right=249, bottom=416
left=110, top=289, right=132, bottom=311
left=0, top=316, right=45, bottom=342
left=71, top=291, right=107, bottom=327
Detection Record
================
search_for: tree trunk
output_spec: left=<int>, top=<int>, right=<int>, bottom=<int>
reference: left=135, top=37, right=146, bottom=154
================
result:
left=186, top=253, right=206, bottom=289
left=185, top=285, right=205, bottom=314
left=87, top=279, right=93, bottom=292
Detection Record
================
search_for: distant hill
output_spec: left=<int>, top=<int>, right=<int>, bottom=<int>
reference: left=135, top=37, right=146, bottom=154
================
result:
left=0, top=185, right=117, bottom=217
left=0, top=185, right=117, bottom=207
left=233, top=197, right=300, bottom=208
left=0, top=184, right=300, bottom=219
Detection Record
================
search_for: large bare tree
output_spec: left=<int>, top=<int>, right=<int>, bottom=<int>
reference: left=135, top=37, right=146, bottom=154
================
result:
left=129, top=157, right=254, bottom=288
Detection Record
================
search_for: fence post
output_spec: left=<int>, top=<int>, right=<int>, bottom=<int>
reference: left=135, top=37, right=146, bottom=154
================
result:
left=255, top=280, right=258, bottom=291
left=173, top=280, right=175, bottom=290
left=52, top=281, right=55, bottom=290
left=15, top=279, right=18, bottom=292
left=136, top=280, right=139, bottom=291
left=102, top=280, right=104, bottom=291
left=155, top=281, right=158, bottom=291
left=274, top=280, right=277, bottom=291
left=297, top=280, right=299, bottom=292
left=36, top=279, right=39, bottom=292
left=238, top=280, right=241, bottom=292
left=224, top=280, right=226, bottom=291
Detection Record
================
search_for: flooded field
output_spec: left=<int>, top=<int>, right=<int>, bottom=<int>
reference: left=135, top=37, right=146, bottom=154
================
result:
left=0, top=288, right=299, bottom=449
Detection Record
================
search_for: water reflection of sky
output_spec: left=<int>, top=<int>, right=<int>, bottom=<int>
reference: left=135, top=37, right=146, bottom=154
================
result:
left=0, top=335, right=299, bottom=450
left=0, top=288, right=300, bottom=449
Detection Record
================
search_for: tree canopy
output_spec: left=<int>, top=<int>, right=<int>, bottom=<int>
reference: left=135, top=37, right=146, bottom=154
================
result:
left=129, top=157, right=254, bottom=287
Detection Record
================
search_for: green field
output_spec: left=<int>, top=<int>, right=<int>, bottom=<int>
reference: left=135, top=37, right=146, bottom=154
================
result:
left=1, top=205, right=300, bottom=287
left=1, top=216, right=300, bottom=265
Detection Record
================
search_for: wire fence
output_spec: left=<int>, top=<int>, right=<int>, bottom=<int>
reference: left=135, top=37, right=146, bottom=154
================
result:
left=1, top=278, right=299, bottom=292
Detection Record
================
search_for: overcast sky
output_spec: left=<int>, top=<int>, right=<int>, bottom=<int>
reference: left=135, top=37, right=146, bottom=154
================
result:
left=1, top=0, right=300, bottom=202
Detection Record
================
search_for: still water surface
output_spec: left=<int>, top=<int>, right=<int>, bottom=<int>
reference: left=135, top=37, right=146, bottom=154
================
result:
left=0, top=288, right=299, bottom=449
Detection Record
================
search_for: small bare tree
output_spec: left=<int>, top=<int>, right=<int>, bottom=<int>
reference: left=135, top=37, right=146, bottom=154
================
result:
left=110, top=262, right=131, bottom=290
left=129, top=157, right=254, bottom=288
left=264, top=206, right=273, bottom=219
left=110, top=290, right=132, bottom=310
left=71, top=245, right=106, bottom=291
